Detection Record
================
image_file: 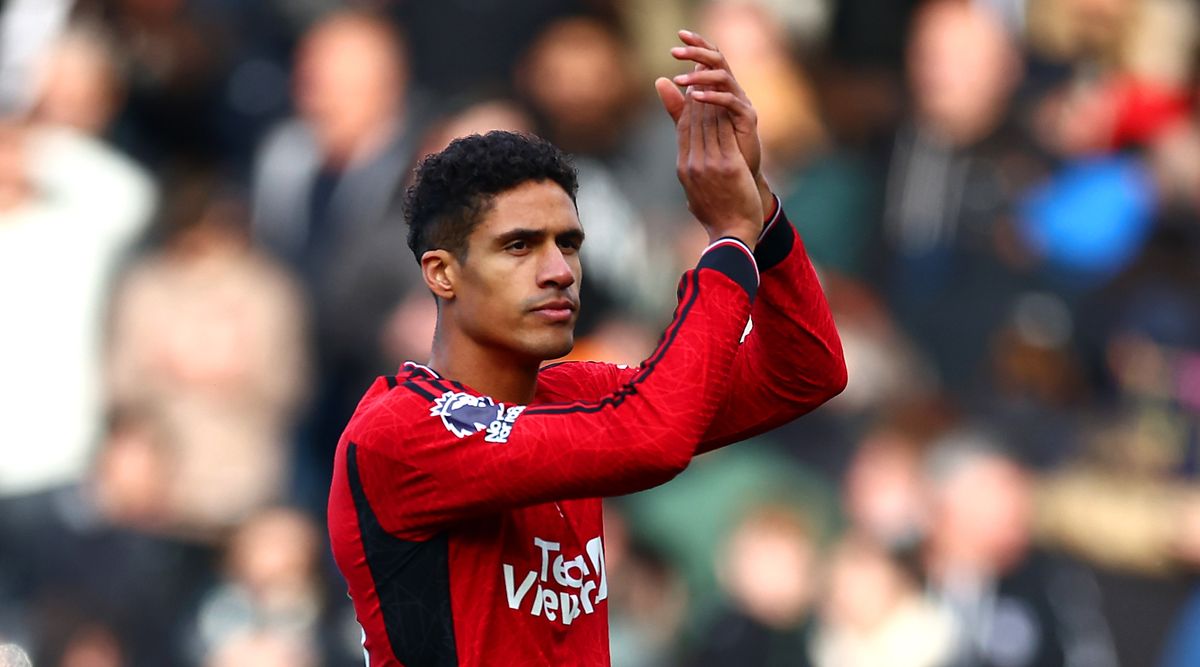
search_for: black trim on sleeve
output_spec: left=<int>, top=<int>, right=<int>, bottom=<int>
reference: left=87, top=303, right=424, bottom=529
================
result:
left=697, top=238, right=758, bottom=302
left=754, top=206, right=795, bottom=272
left=347, top=442, right=460, bottom=666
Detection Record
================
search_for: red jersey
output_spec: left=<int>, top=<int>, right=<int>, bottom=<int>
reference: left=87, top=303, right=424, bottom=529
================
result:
left=327, top=204, right=845, bottom=666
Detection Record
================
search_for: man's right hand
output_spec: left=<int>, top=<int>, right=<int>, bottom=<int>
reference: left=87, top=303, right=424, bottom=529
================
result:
left=655, top=38, right=762, bottom=249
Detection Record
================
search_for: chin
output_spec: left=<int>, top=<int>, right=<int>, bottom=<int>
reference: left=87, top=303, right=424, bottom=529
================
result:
left=521, top=332, right=575, bottom=362
left=537, top=338, right=575, bottom=361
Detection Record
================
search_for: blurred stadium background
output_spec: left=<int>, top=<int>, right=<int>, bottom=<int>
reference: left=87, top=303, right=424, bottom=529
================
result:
left=0, top=0, right=1198, bottom=665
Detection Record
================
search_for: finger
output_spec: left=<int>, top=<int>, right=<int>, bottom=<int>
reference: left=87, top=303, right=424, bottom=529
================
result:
left=670, top=45, right=728, bottom=72
left=689, top=88, right=704, bottom=169
left=675, top=88, right=692, bottom=175
left=677, top=29, right=718, bottom=52
left=672, top=69, right=744, bottom=95
left=716, top=105, right=736, bottom=157
left=654, top=77, right=686, bottom=124
left=691, top=89, right=755, bottom=127
left=701, top=90, right=721, bottom=163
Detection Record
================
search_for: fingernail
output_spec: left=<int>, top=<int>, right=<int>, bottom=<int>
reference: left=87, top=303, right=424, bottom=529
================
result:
left=670, top=46, right=685, bottom=54
left=673, top=74, right=688, bottom=83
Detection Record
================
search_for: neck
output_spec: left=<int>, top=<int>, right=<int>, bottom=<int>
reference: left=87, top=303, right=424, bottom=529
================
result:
left=428, top=327, right=541, bottom=405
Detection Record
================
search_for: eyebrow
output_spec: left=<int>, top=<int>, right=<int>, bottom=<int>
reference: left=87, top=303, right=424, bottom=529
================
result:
left=494, top=227, right=586, bottom=247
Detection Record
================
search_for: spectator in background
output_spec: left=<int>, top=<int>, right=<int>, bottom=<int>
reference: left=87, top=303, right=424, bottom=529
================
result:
left=692, top=503, right=821, bottom=667
left=107, top=177, right=308, bottom=537
left=0, top=116, right=154, bottom=500
left=604, top=505, right=687, bottom=667
left=842, top=422, right=932, bottom=553
left=28, top=24, right=124, bottom=139
left=253, top=10, right=418, bottom=271
left=251, top=10, right=426, bottom=509
left=1028, top=0, right=1196, bottom=156
left=879, top=0, right=1045, bottom=399
left=0, top=407, right=211, bottom=666
left=811, top=532, right=955, bottom=667
left=1012, top=0, right=1196, bottom=290
left=923, top=433, right=1117, bottom=667
left=191, top=507, right=357, bottom=666
left=1035, top=242, right=1200, bottom=662
left=70, top=0, right=231, bottom=167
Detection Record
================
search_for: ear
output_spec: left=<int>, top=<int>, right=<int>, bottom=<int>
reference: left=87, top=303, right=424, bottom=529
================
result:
left=420, top=249, right=457, bottom=301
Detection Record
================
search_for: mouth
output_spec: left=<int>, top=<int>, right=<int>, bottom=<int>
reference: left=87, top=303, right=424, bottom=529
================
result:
left=530, top=299, right=577, bottom=324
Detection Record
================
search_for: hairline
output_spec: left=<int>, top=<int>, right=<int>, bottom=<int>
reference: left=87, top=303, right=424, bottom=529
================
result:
left=422, top=176, right=579, bottom=265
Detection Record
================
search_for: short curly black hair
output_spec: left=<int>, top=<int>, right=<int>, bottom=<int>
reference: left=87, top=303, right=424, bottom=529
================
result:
left=405, top=131, right=579, bottom=262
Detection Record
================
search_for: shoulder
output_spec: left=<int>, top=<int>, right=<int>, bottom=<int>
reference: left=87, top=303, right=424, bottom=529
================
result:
left=345, top=374, right=442, bottom=450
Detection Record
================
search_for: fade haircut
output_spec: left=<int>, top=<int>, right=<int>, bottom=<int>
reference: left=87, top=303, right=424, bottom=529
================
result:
left=404, top=130, right=579, bottom=262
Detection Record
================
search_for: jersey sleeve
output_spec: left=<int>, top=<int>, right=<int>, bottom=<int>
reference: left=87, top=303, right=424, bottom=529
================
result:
left=352, top=239, right=760, bottom=539
left=696, top=198, right=847, bottom=452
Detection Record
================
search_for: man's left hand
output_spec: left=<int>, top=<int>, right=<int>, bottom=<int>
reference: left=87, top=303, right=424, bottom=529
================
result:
left=654, top=30, right=774, bottom=220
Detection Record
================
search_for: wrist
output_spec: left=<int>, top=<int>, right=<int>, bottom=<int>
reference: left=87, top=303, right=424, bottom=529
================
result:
left=756, top=176, right=775, bottom=224
left=708, top=221, right=759, bottom=251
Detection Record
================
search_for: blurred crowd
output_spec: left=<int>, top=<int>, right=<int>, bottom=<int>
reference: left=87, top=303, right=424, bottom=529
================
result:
left=0, top=0, right=1197, bottom=665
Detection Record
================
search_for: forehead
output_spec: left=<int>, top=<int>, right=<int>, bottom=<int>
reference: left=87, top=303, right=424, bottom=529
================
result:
left=474, top=179, right=581, bottom=238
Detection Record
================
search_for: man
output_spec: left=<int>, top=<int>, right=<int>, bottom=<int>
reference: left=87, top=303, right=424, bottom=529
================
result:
left=251, top=10, right=427, bottom=509
left=328, top=30, right=846, bottom=666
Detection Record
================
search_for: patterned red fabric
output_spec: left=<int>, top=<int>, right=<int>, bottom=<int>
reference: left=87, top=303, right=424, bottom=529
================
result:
left=327, top=209, right=845, bottom=666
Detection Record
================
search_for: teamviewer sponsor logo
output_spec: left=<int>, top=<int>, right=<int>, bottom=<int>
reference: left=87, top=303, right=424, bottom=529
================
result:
left=430, top=391, right=524, bottom=443
left=502, top=536, right=607, bottom=627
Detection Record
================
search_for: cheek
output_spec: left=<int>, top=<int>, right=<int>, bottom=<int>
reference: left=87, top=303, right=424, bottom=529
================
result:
left=456, top=263, right=525, bottom=326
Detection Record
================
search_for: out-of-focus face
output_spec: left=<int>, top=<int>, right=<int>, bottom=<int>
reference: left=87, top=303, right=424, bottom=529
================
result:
left=722, top=510, right=817, bottom=628
left=229, top=508, right=319, bottom=594
left=521, top=19, right=631, bottom=146
left=34, top=34, right=121, bottom=135
left=930, top=456, right=1033, bottom=572
left=294, top=15, right=405, bottom=161
left=908, top=1, right=1018, bottom=144
left=823, top=534, right=909, bottom=631
left=443, top=180, right=583, bottom=363
left=844, top=433, right=926, bottom=544
left=1068, top=0, right=1135, bottom=53
left=421, top=100, right=535, bottom=158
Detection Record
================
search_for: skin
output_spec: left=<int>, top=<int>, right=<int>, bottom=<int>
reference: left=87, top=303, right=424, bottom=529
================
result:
left=424, top=180, right=585, bottom=403
left=423, top=30, right=768, bottom=405
left=294, top=13, right=407, bottom=167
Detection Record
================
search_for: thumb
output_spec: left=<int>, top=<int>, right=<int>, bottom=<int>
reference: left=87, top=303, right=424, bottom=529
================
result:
left=654, top=77, right=685, bottom=124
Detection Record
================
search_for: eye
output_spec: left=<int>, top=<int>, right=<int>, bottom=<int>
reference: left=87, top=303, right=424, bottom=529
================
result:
left=558, top=238, right=582, bottom=253
left=505, top=240, right=529, bottom=253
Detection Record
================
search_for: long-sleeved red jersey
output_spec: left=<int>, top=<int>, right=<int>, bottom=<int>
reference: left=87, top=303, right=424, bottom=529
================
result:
left=328, top=204, right=846, bottom=666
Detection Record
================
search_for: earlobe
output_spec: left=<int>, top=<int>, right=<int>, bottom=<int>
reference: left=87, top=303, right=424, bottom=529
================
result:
left=421, top=250, right=457, bottom=300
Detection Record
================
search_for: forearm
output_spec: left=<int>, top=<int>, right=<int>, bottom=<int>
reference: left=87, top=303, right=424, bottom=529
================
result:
left=698, top=201, right=847, bottom=452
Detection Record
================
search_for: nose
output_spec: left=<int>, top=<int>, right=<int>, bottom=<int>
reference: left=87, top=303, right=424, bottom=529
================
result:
left=537, top=246, right=576, bottom=290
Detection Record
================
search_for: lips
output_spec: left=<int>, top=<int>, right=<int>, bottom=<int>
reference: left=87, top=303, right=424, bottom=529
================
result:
left=531, top=299, right=577, bottom=323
